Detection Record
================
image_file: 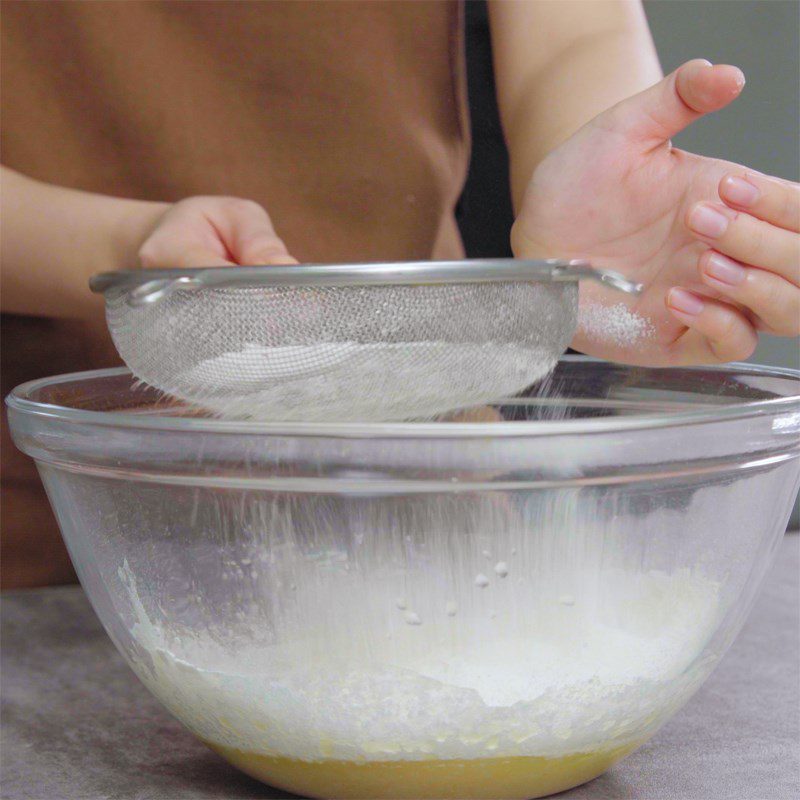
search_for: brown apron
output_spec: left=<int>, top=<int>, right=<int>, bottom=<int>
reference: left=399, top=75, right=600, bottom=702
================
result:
left=0, top=0, right=469, bottom=588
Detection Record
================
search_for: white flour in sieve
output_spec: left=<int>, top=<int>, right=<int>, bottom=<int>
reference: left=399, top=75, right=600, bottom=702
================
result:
left=578, top=303, right=654, bottom=348
left=178, top=342, right=362, bottom=388
left=119, top=561, right=721, bottom=763
left=168, top=341, right=560, bottom=422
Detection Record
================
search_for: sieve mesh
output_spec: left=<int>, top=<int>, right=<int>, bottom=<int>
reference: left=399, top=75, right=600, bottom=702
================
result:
left=104, top=280, right=578, bottom=421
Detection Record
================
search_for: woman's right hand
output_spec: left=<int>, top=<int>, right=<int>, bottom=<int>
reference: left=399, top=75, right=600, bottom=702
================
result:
left=137, top=196, right=297, bottom=269
left=1, top=168, right=297, bottom=319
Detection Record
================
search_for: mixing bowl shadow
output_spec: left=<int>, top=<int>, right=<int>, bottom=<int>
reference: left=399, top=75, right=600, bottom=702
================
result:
left=7, top=356, right=800, bottom=800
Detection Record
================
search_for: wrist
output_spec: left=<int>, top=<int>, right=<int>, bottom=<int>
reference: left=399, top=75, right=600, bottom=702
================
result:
left=111, top=199, right=171, bottom=271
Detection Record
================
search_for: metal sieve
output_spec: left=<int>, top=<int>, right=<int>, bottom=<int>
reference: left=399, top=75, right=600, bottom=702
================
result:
left=90, top=259, right=641, bottom=422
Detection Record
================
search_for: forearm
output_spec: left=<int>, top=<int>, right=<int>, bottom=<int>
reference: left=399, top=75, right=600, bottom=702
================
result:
left=489, top=0, right=662, bottom=210
left=0, top=167, right=167, bottom=319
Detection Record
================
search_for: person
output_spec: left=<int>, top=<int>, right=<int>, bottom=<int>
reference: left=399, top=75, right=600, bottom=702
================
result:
left=1, top=1, right=798, bottom=588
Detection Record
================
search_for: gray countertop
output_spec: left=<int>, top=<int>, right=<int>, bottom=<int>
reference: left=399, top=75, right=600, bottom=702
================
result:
left=2, top=535, right=798, bottom=800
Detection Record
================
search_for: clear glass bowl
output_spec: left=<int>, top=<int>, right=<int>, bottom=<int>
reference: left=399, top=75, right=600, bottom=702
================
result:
left=7, top=357, right=800, bottom=800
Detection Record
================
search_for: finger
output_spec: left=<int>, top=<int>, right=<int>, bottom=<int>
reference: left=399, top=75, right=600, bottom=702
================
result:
left=158, top=247, right=234, bottom=269
left=719, top=172, right=800, bottom=232
left=138, top=238, right=234, bottom=269
left=666, top=287, right=757, bottom=364
left=608, top=59, right=745, bottom=145
left=699, top=251, right=800, bottom=336
left=218, top=199, right=297, bottom=265
left=686, top=202, right=800, bottom=281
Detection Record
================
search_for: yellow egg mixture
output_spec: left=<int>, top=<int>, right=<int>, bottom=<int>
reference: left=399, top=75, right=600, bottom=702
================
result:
left=209, top=743, right=637, bottom=799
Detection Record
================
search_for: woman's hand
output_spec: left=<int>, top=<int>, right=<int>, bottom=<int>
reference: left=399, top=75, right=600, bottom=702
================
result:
left=0, top=168, right=296, bottom=319
left=512, top=59, right=800, bottom=366
left=138, top=196, right=296, bottom=269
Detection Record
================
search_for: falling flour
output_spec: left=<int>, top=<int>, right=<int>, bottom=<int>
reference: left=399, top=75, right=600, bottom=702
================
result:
left=558, top=594, right=576, bottom=606
left=474, top=573, right=490, bottom=588
left=579, top=303, right=654, bottom=348
left=119, top=561, right=722, bottom=764
left=114, top=487, right=724, bottom=767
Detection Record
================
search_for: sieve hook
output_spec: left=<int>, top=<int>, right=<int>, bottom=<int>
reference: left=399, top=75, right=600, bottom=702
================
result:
left=126, top=276, right=203, bottom=307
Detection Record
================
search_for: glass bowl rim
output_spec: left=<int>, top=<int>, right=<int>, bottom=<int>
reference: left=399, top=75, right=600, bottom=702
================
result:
left=6, top=356, right=800, bottom=439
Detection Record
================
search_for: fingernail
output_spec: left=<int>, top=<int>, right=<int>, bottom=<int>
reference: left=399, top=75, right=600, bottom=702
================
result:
left=721, top=175, right=760, bottom=207
left=668, top=288, right=705, bottom=316
left=689, top=203, right=731, bottom=238
left=704, top=252, right=746, bottom=286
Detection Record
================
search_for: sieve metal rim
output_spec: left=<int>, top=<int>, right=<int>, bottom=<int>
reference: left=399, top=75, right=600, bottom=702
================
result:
left=89, top=259, right=642, bottom=306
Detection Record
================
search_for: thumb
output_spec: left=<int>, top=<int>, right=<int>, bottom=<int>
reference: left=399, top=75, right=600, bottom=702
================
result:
left=221, top=199, right=298, bottom=266
left=606, top=59, right=745, bottom=145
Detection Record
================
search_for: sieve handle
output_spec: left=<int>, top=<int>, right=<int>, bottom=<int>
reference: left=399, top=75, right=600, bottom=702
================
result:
left=552, top=263, right=643, bottom=295
left=117, top=276, right=204, bottom=307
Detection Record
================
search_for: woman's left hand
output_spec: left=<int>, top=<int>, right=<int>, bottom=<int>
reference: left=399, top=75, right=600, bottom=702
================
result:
left=513, top=59, right=800, bottom=366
